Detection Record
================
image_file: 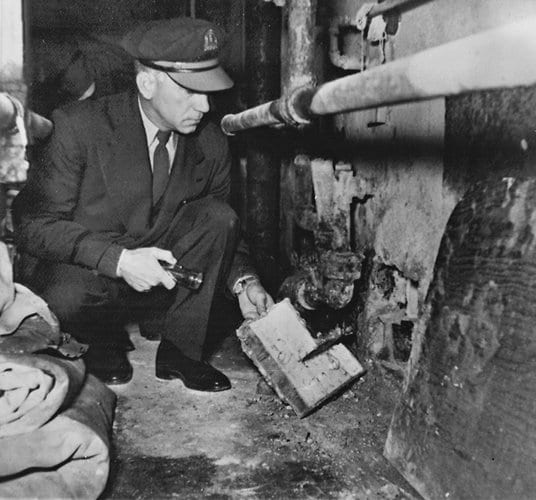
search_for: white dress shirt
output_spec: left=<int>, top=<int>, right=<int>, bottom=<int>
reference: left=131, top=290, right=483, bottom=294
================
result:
left=138, top=98, right=178, bottom=171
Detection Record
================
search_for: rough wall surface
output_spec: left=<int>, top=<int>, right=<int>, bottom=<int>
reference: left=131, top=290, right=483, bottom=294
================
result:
left=385, top=175, right=536, bottom=500
left=446, top=86, right=536, bottom=191
left=320, top=0, right=536, bottom=365
left=381, top=3, right=536, bottom=494
left=331, top=0, right=536, bottom=294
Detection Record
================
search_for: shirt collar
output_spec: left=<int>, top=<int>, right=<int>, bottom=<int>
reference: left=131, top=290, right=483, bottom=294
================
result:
left=137, top=98, right=180, bottom=153
left=138, top=98, right=160, bottom=145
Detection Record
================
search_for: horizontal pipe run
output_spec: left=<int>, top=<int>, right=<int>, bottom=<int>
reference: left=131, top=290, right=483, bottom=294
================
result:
left=221, top=87, right=313, bottom=135
left=221, top=101, right=282, bottom=136
left=221, top=16, right=536, bottom=135
left=309, top=16, right=536, bottom=115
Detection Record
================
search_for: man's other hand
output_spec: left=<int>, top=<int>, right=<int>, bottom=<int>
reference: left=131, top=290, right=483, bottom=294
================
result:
left=117, top=247, right=177, bottom=292
left=238, top=280, right=275, bottom=320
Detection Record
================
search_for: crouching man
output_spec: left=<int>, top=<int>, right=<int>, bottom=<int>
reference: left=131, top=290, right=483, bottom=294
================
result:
left=14, top=17, right=273, bottom=390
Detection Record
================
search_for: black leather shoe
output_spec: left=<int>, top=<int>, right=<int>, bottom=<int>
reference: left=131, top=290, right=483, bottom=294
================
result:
left=155, top=340, right=231, bottom=392
left=84, top=345, right=133, bottom=385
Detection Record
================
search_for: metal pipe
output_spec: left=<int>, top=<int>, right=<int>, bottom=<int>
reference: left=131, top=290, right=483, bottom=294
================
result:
left=368, top=0, right=433, bottom=18
left=279, top=0, right=318, bottom=272
left=221, top=101, right=282, bottom=135
left=221, top=87, right=313, bottom=135
left=310, top=16, right=536, bottom=114
left=221, top=16, right=536, bottom=135
left=224, top=0, right=318, bottom=136
left=284, top=0, right=317, bottom=91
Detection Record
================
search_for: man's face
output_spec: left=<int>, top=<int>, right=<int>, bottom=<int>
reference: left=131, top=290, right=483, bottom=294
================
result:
left=150, top=72, right=210, bottom=134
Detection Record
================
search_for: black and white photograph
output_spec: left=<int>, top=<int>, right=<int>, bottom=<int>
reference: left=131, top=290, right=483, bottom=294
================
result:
left=0, top=1, right=535, bottom=498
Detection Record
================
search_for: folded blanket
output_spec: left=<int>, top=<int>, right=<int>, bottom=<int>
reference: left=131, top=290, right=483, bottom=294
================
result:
left=0, top=372, right=116, bottom=499
left=0, top=353, right=85, bottom=437
left=0, top=241, right=116, bottom=498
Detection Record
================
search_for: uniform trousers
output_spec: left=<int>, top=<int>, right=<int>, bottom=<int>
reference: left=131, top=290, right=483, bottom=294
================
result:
left=26, top=197, right=240, bottom=360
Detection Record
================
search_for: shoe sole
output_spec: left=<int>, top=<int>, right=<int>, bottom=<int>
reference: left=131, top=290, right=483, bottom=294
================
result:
left=155, top=369, right=231, bottom=392
left=104, top=377, right=133, bottom=386
left=94, top=372, right=133, bottom=385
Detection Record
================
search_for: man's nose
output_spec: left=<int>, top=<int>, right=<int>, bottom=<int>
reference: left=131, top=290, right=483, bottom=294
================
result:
left=194, top=93, right=210, bottom=113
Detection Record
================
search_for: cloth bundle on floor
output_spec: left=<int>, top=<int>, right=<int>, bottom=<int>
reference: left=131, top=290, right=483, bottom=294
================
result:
left=0, top=242, right=116, bottom=499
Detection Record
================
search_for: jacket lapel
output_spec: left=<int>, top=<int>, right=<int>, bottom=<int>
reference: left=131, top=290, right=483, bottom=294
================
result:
left=162, top=132, right=205, bottom=210
left=100, top=92, right=153, bottom=237
left=98, top=92, right=210, bottom=246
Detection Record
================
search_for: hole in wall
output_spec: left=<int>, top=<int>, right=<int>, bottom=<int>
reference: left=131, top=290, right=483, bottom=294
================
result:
left=373, top=264, right=397, bottom=300
left=365, top=262, right=420, bottom=365
left=392, top=320, right=413, bottom=362
left=350, top=194, right=374, bottom=252
left=293, top=224, right=316, bottom=258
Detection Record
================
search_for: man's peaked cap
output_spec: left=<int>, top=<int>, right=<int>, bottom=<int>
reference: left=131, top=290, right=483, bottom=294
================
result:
left=121, top=17, right=233, bottom=92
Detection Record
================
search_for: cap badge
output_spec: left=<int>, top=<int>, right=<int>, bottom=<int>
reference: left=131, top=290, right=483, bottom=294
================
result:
left=203, top=29, right=218, bottom=52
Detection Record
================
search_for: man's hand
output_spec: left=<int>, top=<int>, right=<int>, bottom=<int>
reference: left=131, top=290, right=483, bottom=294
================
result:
left=238, top=280, right=275, bottom=320
left=117, top=247, right=177, bottom=292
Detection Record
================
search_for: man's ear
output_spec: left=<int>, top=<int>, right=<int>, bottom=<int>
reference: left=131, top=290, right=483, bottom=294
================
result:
left=136, top=71, right=156, bottom=99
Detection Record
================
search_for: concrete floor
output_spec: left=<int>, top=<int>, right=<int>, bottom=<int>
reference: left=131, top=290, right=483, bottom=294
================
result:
left=100, top=308, right=419, bottom=499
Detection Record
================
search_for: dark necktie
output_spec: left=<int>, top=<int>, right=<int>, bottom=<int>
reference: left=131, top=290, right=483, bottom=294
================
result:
left=152, top=130, right=172, bottom=203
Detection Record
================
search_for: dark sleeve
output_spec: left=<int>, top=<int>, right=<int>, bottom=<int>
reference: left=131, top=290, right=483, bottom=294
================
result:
left=14, top=107, right=123, bottom=277
left=202, top=121, right=232, bottom=203
left=200, top=123, right=258, bottom=292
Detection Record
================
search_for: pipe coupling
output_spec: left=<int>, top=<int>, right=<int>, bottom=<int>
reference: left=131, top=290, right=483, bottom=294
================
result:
left=273, top=86, right=314, bottom=127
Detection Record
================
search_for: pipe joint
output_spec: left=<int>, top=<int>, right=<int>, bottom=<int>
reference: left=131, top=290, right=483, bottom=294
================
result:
left=275, top=86, right=315, bottom=127
left=221, top=86, right=314, bottom=135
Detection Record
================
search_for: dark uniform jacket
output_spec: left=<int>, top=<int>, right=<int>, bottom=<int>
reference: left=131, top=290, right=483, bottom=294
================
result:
left=14, top=90, right=252, bottom=287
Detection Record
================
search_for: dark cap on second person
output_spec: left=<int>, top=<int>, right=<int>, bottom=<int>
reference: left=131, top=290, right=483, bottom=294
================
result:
left=121, top=17, right=233, bottom=92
